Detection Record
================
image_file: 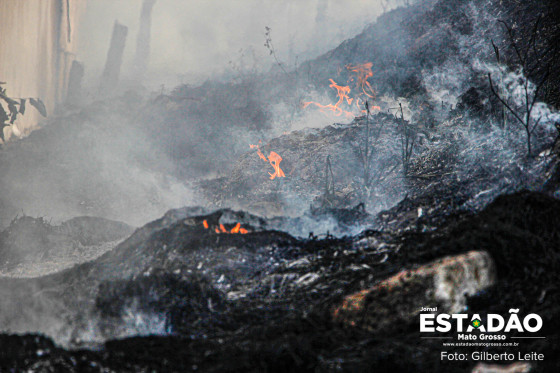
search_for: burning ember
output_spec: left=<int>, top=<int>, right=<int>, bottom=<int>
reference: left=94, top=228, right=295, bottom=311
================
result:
left=250, top=142, right=286, bottom=180
left=304, top=62, right=381, bottom=118
left=202, top=220, right=248, bottom=234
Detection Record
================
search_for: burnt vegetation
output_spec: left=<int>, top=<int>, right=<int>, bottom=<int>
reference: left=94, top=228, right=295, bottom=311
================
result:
left=488, top=16, right=555, bottom=156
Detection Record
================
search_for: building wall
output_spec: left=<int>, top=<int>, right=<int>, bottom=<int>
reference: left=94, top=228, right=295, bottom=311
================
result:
left=0, top=0, right=84, bottom=141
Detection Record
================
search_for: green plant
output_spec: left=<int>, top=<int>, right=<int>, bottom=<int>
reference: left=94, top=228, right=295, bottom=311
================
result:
left=0, top=82, right=47, bottom=142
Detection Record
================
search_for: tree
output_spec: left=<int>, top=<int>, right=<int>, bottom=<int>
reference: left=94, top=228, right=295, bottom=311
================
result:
left=488, top=17, right=552, bottom=156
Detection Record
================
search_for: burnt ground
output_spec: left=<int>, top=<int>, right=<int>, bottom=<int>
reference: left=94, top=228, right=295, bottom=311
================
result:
left=0, top=189, right=559, bottom=372
left=0, top=104, right=558, bottom=371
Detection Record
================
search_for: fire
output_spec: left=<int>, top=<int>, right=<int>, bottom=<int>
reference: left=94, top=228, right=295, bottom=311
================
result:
left=347, top=62, right=376, bottom=98
left=303, top=79, right=355, bottom=118
left=266, top=151, right=286, bottom=180
left=230, top=222, right=248, bottom=234
left=250, top=142, right=286, bottom=180
left=250, top=143, right=268, bottom=162
left=202, top=219, right=248, bottom=234
left=304, top=62, right=381, bottom=118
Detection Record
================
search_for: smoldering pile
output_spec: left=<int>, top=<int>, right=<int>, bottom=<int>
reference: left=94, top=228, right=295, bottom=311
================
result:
left=1, top=187, right=559, bottom=372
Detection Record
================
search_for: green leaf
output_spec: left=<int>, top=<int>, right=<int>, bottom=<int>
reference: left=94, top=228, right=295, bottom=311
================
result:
left=0, top=103, right=8, bottom=123
left=8, top=101, right=18, bottom=124
left=0, top=91, right=18, bottom=106
left=29, top=98, right=47, bottom=117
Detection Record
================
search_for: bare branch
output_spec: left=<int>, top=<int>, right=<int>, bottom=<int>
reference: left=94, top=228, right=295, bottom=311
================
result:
left=498, top=20, right=525, bottom=67
left=530, top=116, right=542, bottom=135
left=491, top=39, right=500, bottom=63
left=488, top=73, right=525, bottom=127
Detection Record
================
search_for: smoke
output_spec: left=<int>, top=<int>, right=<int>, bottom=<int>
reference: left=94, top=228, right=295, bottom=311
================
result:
left=0, top=94, right=197, bottom=228
left=77, top=0, right=404, bottom=88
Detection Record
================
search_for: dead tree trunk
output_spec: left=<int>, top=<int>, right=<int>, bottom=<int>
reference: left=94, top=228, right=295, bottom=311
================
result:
left=65, top=60, right=84, bottom=106
left=99, top=21, right=128, bottom=93
left=133, top=0, right=157, bottom=79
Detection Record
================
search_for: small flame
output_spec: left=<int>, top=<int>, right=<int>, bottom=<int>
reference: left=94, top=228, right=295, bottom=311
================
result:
left=304, top=62, right=381, bottom=118
left=303, top=79, right=355, bottom=118
left=205, top=221, right=249, bottom=234
left=267, top=151, right=286, bottom=180
left=250, top=143, right=269, bottom=162
left=250, top=143, right=286, bottom=180
left=346, top=62, right=376, bottom=99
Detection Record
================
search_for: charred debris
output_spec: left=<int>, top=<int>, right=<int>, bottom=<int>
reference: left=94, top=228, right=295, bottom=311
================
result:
left=1, top=0, right=560, bottom=372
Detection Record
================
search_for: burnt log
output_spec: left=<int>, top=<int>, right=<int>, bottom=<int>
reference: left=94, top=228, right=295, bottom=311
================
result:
left=99, top=21, right=128, bottom=93
left=333, top=251, right=496, bottom=333
left=133, top=0, right=157, bottom=79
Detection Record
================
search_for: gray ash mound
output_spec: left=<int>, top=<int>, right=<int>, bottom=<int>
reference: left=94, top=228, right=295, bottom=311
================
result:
left=0, top=190, right=558, bottom=372
left=0, top=208, right=304, bottom=341
left=0, top=215, right=133, bottom=274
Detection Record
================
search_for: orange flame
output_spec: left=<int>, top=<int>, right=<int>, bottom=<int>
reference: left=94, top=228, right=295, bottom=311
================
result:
left=346, top=62, right=376, bottom=99
left=250, top=143, right=286, bottom=180
left=205, top=221, right=249, bottom=234
left=304, top=62, right=381, bottom=118
left=231, top=222, right=241, bottom=233
left=250, top=143, right=268, bottom=162
left=267, top=151, right=286, bottom=180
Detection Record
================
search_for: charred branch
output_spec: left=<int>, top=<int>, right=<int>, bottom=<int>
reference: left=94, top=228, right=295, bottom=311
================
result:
left=488, top=17, right=554, bottom=157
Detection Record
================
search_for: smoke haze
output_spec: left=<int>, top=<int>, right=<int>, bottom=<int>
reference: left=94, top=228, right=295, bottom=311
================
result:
left=79, top=0, right=403, bottom=87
